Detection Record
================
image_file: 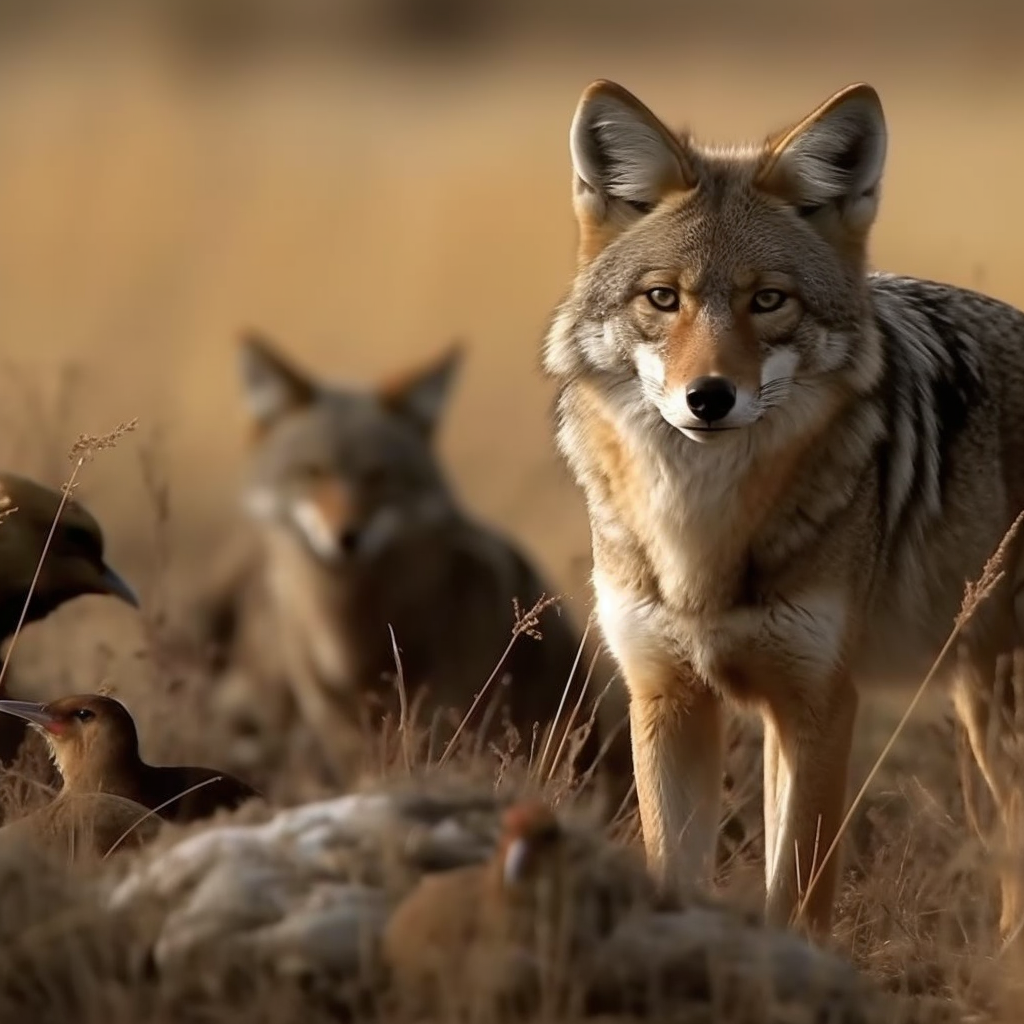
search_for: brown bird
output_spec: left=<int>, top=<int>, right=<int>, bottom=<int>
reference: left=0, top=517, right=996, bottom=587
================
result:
left=0, top=790, right=161, bottom=862
left=383, top=800, right=560, bottom=1015
left=0, top=472, right=139, bottom=763
left=0, top=694, right=262, bottom=824
left=383, top=799, right=657, bottom=1016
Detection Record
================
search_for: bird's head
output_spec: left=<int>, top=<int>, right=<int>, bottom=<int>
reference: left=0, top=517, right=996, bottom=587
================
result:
left=0, top=693, right=140, bottom=788
left=0, top=473, right=138, bottom=633
left=497, top=801, right=565, bottom=890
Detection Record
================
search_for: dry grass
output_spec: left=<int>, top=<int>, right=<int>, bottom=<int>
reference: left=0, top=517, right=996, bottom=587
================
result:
left=0, top=13, right=1024, bottom=1022
left=0, top=420, right=1019, bottom=1023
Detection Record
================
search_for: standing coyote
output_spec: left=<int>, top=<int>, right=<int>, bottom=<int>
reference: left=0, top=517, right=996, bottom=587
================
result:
left=543, top=78, right=1024, bottom=938
left=192, top=331, right=603, bottom=781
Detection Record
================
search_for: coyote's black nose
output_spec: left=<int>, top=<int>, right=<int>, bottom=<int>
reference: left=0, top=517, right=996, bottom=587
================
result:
left=685, top=376, right=736, bottom=424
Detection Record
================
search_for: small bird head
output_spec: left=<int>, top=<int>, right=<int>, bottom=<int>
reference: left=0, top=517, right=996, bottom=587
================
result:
left=496, top=800, right=564, bottom=889
left=491, top=799, right=659, bottom=958
left=0, top=693, right=140, bottom=789
left=0, top=473, right=138, bottom=631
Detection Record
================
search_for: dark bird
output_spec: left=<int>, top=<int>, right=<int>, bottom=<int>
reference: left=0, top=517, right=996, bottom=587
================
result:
left=0, top=472, right=140, bottom=763
left=0, top=694, right=262, bottom=824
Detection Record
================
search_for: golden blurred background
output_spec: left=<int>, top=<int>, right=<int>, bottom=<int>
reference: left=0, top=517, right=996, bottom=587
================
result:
left=0, top=0, right=1022, bottom=704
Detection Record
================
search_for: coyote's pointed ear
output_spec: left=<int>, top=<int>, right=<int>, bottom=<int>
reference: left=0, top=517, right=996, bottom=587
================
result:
left=758, top=84, right=887, bottom=247
left=238, top=329, right=317, bottom=428
left=570, top=80, right=696, bottom=263
left=377, top=343, right=463, bottom=440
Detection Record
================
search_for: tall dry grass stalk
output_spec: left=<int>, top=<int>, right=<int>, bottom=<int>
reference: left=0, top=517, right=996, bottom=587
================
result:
left=796, top=508, right=1024, bottom=928
left=535, top=611, right=592, bottom=781
left=103, top=775, right=227, bottom=859
left=388, top=623, right=413, bottom=776
left=0, top=419, right=137, bottom=698
left=437, top=593, right=559, bottom=768
left=544, top=633, right=603, bottom=783
left=0, top=467, right=78, bottom=697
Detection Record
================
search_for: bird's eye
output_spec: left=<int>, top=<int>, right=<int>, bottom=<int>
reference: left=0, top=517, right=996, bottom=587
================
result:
left=750, top=289, right=788, bottom=314
left=645, top=287, right=680, bottom=312
left=74, top=708, right=95, bottom=722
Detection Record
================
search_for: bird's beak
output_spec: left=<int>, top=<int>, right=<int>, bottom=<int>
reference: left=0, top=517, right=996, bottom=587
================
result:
left=98, top=563, right=140, bottom=609
left=502, top=837, right=530, bottom=887
left=0, top=700, right=64, bottom=734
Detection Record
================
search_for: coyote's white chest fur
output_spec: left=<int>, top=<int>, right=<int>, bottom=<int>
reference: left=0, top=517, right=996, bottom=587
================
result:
left=577, top=378, right=848, bottom=700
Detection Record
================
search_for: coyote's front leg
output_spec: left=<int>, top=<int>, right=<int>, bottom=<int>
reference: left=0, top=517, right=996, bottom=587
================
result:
left=595, top=572, right=725, bottom=896
left=628, top=677, right=725, bottom=896
left=762, top=675, right=858, bottom=935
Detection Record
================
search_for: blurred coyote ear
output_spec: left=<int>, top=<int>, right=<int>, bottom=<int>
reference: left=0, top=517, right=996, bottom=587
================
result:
left=569, top=80, right=696, bottom=263
left=758, top=83, right=887, bottom=249
left=238, top=329, right=317, bottom=429
left=378, top=342, right=464, bottom=441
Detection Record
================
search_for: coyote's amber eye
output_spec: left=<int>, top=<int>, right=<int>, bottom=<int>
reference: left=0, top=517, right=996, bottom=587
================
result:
left=750, top=289, right=787, bottom=313
left=645, top=287, right=679, bottom=312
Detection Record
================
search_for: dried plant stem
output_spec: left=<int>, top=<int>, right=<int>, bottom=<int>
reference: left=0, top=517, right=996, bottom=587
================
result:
left=388, top=624, right=412, bottom=776
left=438, top=595, right=556, bottom=768
left=535, top=612, right=593, bottom=780
left=547, top=636, right=603, bottom=782
left=438, top=633, right=523, bottom=768
left=610, top=776, right=638, bottom=830
left=103, top=775, right=228, bottom=858
left=0, top=417, right=138, bottom=697
left=0, top=457, right=84, bottom=697
left=797, top=621, right=971, bottom=925
left=796, top=511, right=1024, bottom=926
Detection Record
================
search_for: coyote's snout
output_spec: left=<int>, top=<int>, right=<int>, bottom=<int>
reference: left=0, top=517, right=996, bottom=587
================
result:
left=632, top=283, right=810, bottom=442
left=545, top=77, right=1024, bottom=941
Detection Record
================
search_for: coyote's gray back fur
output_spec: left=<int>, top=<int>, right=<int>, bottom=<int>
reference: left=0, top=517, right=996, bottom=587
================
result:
left=853, top=275, right=1024, bottom=682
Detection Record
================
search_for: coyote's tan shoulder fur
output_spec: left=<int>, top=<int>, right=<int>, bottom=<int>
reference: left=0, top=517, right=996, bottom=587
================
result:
left=189, top=331, right=611, bottom=786
left=543, top=79, right=1024, bottom=939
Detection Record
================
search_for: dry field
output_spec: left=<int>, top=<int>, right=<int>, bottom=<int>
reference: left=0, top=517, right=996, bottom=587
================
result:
left=1, top=7, right=1024, bottom=1021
